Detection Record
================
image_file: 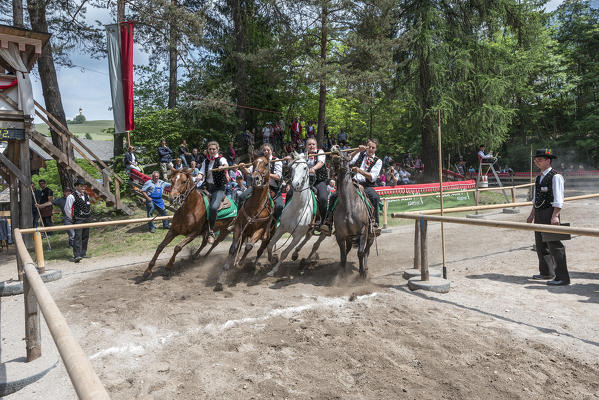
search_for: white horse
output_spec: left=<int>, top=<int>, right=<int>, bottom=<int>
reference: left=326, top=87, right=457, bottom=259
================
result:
left=267, top=152, right=326, bottom=276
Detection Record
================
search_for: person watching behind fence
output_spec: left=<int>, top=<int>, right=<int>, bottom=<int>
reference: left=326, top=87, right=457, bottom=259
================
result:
left=158, top=139, right=174, bottom=180
left=526, top=149, right=570, bottom=286
left=52, top=187, right=75, bottom=247
left=36, top=179, right=54, bottom=234
left=64, top=179, right=92, bottom=263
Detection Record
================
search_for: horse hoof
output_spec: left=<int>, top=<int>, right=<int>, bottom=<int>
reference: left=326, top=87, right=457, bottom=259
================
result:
left=214, top=282, right=224, bottom=292
left=267, top=268, right=277, bottom=277
left=299, top=258, right=308, bottom=267
left=142, top=270, right=151, bottom=280
left=291, top=252, right=299, bottom=261
left=245, top=243, right=254, bottom=252
left=359, top=270, right=368, bottom=279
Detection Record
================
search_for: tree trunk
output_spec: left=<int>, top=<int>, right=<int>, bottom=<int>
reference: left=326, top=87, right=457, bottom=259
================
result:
left=13, top=0, right=24, bottom=27
left=113, top=0, right=126, bottom=159
left=231, top=0, right=247, bottom=132
left=27, top=0, right=74, bottom=190
left=168, top=0, right=178, bottom=108
left=316, top=2, right=328, bottom=147
left=418, top=46, right=437, bottom=182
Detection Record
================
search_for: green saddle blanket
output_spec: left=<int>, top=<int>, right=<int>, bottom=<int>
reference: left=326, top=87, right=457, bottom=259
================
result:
left=203, top=195, right=238, bottom=220
left=330, top=186, right=375, bottom=214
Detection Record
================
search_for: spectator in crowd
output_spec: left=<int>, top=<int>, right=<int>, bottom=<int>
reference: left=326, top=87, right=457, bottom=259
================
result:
left=189, top=148, right=204, bottom=165
left=387, top=167, right=399, bottom=186
left=52, top=187, right=74, bottom=247
left=179, top=139, right=191, bottom=167
left=174, top=157, right=184, bottom=170
left=262, top=122, right=273, bottom=144
left=232, top=175, right=247, bottom=204
left=124, top=145, right=142, bottom=175
left=379, top=172, right=387, bottom=186
left=456, top=157, right=467, bottom=176
left=226, top=141, right=236, bottom=165
left=31, top=182, right=41, bottom=228
left=36, top=179, right=54, bottom=233
left=141, top=171, right=171, bottom=233
left=291, top=117, right=301, bottom=147
left=307, top=120, right=315, bottom=139
left=399, top=167, right=413, bottom=184
left=337, top=128, right=348, bottom=147
left=64, top=179, right=92, bottom=262
left=157, top=139, right=174, bottom=180
left=189, top=160, right=200, bottom=179
left=468, top=165, right=476, bottom=174
left=383, top=154, right=393, bottom=169
left=414, top=157, right=422, bottom=171
left=327, top=179, right=336, bottom=198
left=404, top=152, right=414, bottom=168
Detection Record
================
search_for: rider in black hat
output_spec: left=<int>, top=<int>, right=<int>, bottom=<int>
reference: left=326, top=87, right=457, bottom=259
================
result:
left=526, top=149, right=570, bottom=286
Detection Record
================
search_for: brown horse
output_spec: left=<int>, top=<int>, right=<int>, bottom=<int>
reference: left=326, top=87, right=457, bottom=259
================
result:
left=214, top=156, right=274, bottom=291
left=143, top=169, right=234, bottom=279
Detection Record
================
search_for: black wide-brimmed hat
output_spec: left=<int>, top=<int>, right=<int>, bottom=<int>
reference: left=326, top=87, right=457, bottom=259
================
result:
left=532, top=148, right=557, bottom=159
left=74, top=178, right=86, bottom=186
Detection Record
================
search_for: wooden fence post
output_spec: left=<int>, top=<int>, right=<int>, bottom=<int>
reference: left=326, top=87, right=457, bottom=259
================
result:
left=114, top=179, right=121, bottom=210
left=420, top=218, right=429, bottom=281
left=34, top=231, right=45, bottom=274
left=413, top=219, right=421, bottom=270
left=511, top=186, right=516, bottom=204
left=383, top=198, right=388, bottom=229
left=23, top=261, right=42, bottom=361
left=102, top=169, right=111, bottom=193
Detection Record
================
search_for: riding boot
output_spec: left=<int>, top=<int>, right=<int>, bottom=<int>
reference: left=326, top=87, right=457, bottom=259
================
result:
left=320, top=213, right=333, bottom=236
left=208, top=229, right=216, bottom=244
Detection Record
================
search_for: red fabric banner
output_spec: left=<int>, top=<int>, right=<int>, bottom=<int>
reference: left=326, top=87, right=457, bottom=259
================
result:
left=120, top=21, right=135, bottom=131
left=0, top=78, right=17, bottom=89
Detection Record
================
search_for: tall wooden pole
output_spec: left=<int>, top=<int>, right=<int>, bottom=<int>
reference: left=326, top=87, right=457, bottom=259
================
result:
left=13, top=0, right=24, bottom=27
left=437, top=110, right=447, bottom=279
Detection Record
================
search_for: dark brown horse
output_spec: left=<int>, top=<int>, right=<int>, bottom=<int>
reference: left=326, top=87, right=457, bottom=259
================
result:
left=143, top=169, right=234, bottom=278
left=330, top=149, right=375, bottom=277
left=215, top=156, right=274, bottom=291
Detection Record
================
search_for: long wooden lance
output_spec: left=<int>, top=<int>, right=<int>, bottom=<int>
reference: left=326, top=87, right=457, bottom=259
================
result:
left=209, top=147, right=360, bottom=172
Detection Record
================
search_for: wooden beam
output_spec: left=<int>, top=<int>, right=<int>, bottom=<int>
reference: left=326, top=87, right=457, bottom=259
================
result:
left=0, top=150, right=28, bottom=183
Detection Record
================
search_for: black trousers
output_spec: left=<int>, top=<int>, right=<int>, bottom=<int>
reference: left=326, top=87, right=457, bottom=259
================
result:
left=327, top=184, right=380, bottom=224
left=534, top=207, right=569, bottom=281
left=73, top=217, right=90, bottom=258
left=286, top=180, right=328, bottom=222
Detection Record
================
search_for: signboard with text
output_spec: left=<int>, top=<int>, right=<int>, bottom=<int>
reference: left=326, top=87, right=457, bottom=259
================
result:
left=0, top=128, right=25, bottom=141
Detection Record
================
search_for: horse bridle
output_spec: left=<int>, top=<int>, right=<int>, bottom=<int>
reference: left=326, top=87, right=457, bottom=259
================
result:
left=170, top=172, right=195, bottom=207
left=290, top=159, right=311, bottom=192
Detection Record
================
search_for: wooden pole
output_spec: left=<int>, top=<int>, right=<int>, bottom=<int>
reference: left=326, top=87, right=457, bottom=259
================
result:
left=382, top=182, right=534, bottom=202
left=19, top=135, right=33, bottom=248
left=511, top=186, right=516, bottom=204
left=420, top=218, right=428, bottom=281
left=393, top=212, right=599, bottom=237
left=382, top=198, right=388, bottom=229
left=14, top=229, right=111, bottom=399
left=413, top=219, right=421, bottom=270
left=20, top=215, right=173, bottom=234
left=437, top=110, right=447, bottom=279
left=34, top=231, right=45, bottom=274
left=23, top=260, right=42, bottom=361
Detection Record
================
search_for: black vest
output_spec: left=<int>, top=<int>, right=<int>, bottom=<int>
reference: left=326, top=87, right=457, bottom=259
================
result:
left=73, top=192, right=91, bottom=219
left=204, top=157, right=227, bottom=189
left=269, top=160, right=282, bottom=190
left=353, top=151, right=379, bottom=187
left=534, top=169, right=557, bottom=210
left=308, top=151, right=328, bottom=183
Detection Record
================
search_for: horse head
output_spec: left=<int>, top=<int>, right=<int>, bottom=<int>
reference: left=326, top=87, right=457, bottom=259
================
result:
left=251, top=156, right=270, bottom=188
left=289, top=152, right=309, bottom=191
left=168, top=168, right=194, bottom=207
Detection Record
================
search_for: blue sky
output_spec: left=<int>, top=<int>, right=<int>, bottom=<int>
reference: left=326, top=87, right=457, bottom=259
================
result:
left=32, top=0, right=570, bottom=123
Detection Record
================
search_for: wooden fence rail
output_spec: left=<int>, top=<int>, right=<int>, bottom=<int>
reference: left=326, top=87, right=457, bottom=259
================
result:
left=13, top=229, right=110, bottom=400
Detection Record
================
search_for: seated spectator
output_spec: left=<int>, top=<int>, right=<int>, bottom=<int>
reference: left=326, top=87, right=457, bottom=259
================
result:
left=174, top=157, right=184, bottom=170
left=379, top=173, right=386, bottom=187
left=399, top=167, right=413, bottom=184
left=232, top=175, right=247, bottom=204
left=124, top=145, right=142, bottom=175
left=387, top=167, right=398, bottom=186
left=327, top=179, right=336, bottom=198
left=189, top=148, right=204, bottom=165
left=189, top=160, right=200, bottom=179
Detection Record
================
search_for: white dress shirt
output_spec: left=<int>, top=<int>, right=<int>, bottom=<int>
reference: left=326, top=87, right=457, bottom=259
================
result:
left=350, top=152, right=382, bottom=183
left=532, top=167, right=564, bottom=208
left=199, top=157, right=229, bottom=184
left=247, top=155, right=282, bottom=187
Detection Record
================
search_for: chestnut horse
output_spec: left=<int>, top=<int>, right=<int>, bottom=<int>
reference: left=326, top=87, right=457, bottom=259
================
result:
left=215, top=156, right=274, bottom=291
left=143, top=169, right=234, bottom=279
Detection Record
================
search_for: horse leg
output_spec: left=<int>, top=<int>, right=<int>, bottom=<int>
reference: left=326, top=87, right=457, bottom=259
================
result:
left=192, top=231, right=209, bottom=260
left=267, top=227, right=286, bottom=266
left=291, top=229, right=312, bottom=261
left=215, top=233, right=241, bottom=291
left=268, top=230, right=305, bottom=277
left=337, top=236, right=347, bottom=270
left=144, top=229, right=178, bottom=278
left=165, top=232, right=200, bottom=274
left=345, top=239, right=353, bottom=257
left=357, top=226, right=368, bottom=278
left=306, top=233, right=327, bottom=263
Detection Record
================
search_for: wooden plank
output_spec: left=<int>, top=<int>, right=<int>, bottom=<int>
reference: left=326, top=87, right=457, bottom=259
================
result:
left=23, top=263, right=42, bottom=361
left=0, top=150, right=28, bottom=183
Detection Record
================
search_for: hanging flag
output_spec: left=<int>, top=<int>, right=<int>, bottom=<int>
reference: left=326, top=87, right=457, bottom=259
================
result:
left=106, top=21, right=135, bottom=133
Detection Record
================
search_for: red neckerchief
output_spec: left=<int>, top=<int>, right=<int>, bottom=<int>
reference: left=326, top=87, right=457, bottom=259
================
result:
left=209, top=154, right=220, bottom=161
left=365, top=154, right=375, bottom=169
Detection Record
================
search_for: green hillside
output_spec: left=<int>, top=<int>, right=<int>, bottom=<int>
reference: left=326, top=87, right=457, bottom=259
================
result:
left=34, top=120, right=114, bottom=140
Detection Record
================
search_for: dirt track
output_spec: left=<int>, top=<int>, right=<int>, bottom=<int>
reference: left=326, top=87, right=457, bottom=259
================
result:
left=8, top=192, right=599, bottom=399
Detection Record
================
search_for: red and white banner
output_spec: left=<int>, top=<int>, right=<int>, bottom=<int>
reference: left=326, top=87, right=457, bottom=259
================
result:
left=106, top=22, right=134, bottom=133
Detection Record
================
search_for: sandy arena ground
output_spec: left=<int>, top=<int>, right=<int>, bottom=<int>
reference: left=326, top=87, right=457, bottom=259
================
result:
left=2, top=190, right=599, bottom=399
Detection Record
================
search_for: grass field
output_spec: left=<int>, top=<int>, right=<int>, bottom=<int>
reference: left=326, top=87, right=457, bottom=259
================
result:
left=34, top=120, right=114, bottom=140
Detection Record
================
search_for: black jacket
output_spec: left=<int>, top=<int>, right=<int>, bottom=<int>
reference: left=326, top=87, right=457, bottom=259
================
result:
left=157, top=146, right=173, bottom=163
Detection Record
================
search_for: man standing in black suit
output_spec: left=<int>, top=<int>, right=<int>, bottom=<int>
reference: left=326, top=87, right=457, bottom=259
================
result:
left=526, top=149, right=570, bottom=286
